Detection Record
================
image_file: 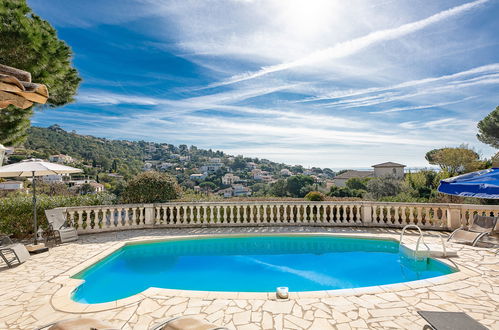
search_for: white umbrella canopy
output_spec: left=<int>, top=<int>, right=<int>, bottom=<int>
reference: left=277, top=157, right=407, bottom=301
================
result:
left=0, top=159, right=82, bottom=245
left=0, top=158, right=82, bottom=177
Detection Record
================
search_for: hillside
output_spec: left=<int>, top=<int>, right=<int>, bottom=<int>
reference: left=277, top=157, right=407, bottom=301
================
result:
left=12, top=125, right=334, bottom=195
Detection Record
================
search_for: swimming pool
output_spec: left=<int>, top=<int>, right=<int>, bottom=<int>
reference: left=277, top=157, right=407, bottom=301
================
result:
left=72, top=235, right=455, bottom=303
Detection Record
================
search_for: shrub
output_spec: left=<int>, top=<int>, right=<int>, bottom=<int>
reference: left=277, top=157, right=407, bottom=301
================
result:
left=0, top=192, right=116, bottom=239
left=121, top=171, right=181, bottom=204
left=328, top=186, right=364, bottom=198
left=304, top=191, right=326, bottom=201
left=364, top=176, right=402, bottom=199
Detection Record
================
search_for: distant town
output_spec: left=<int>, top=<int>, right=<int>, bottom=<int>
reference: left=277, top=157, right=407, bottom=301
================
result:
left=0, top=125, right=408, bottom=199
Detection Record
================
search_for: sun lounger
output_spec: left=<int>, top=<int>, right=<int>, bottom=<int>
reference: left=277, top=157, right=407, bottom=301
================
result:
left=448, top=214, right=498, bottom=246
left=418, top=311, right=487, bottom=330
left=45, top=209, right=78, bottom=243
left=150, top=316, right=229, bottom=330
left=0, top=235, right=30, bottom=267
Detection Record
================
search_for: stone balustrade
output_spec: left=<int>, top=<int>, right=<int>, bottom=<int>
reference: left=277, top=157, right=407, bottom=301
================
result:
left=54, top=201, right=499, bottom=235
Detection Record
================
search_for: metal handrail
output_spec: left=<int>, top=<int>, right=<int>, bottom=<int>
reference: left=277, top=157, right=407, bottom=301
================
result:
left=399, top=224, right=430, bottom=259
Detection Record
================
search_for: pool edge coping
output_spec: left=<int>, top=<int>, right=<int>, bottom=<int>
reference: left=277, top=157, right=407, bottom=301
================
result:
left=50, top=232, right=476, bottom=313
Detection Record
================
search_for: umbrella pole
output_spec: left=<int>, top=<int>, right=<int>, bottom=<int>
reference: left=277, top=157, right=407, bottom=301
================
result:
left=32, top=171, right=37, bottom=245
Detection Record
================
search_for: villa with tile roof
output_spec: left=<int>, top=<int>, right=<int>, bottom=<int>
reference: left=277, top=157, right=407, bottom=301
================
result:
left=333, top=161, right=406, bottom=187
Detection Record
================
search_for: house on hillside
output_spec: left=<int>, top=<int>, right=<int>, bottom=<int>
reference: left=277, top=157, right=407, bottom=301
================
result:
left=332, top=170, right=373, bottom=187
left=252, top=169, right=273, bottom=182
left=332, top=162, right=406, bottom=187
left=280, top=168, right=292, bottom=177
left=89, top=182, right=105, bottom=193
left=0, top=181, right=24, bottom=191
left=200, top=159, right=224, bottom=173
left=222, top=173, right=240, bottom=185
left=246, top=162, right=257, bottom=170
left=49, top=154, right=73, bottom=164
left=190, top=173, right=207, bottom=181
left=42, top=174, right=67, bottom=183
left=218, top=184, right=251, bottom=198
left=372, top=162, right=406, bottom=179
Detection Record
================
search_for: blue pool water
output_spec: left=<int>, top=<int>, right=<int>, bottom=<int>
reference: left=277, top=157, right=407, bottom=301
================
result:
left=72, top=235, right=455, bottom=303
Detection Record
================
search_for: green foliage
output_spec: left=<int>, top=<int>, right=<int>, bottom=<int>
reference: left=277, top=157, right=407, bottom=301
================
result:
left=328, top=186, right=364, bottom=198
left=0, top=0, right=81, bottom=145
left=121, top=171, right=181, bottom=203
left=425, top=145, right=488, bottom=175
left=24, top=126, right=145, bottom=177
left=0, top=192, right=115, bottom=238
left=304, top=191, right=325, bottom=201
left=270, top=179, right=288, bottom=197
left=34, top=181, right=71, bottom=196
left=477, top=106, right=499, bottom=149
left=75, top=183, right=96, bottom=195
left=286, top=175, right=315, bottom=197
left=0, top=106, right=32, bottom=146
left=230, top=156, right=247, bottom=171
left=345, top=177, right=371, bottom=190
left=366, top=176, right=402, bottom=199
left=199, top=181, right=217, bottom=192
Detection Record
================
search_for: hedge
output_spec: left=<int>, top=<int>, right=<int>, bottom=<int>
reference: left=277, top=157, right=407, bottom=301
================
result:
left=0, top=193, right=116, bottom=239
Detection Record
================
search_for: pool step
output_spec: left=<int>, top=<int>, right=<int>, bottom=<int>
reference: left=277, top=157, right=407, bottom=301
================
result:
left=401, top=243, right=458, bottom=258
left=399, top=224, right=458, bottom=259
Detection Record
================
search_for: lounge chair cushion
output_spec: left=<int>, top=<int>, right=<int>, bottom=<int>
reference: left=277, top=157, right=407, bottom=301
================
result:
left=48, top=318, right=115, bottom=330
left=450, top=230, right=482, bottom=243
left=418, top=311, right=487, bottom=330
left=56, top=228, right=78, bottom=243
left=469, top=215, right=497, bottom=233
left=0, top=243, right=30, bottom=266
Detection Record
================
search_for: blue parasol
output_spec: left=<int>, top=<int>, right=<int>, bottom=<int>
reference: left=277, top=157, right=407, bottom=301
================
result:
left=438, top=168, right=499, bottom=199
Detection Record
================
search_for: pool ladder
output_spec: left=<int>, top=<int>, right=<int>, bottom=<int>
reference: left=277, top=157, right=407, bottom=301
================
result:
left=399, top=224, right=430, bottom=260
left=399, top=224, right=450, bottom=259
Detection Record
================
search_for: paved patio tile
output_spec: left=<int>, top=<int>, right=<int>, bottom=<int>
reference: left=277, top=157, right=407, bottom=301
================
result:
left=0, top=226, right=497, bottom=329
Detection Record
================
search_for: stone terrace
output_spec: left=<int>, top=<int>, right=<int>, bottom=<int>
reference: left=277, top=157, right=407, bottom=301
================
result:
left=1, top=227, right=498, bottom=330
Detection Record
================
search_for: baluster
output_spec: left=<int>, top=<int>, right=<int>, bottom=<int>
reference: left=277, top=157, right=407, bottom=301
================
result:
left=328, top=205, right=334, bottom=223
left=262, top=205, right=268, bottom=223
left=440, top=207, right=448, bottom=228
left=282, top=205, right=288, bottom=223
left=184, top=206, right=189, bottom=224
left=415, top=207, right=422, bottom=226
left=115, top=207, right=123, bottom=228
left=355, top=205, right=362, bottom=224
left=408, top=206, right=415, bottom=225
left=234, top=205, right=240, bottom=224
left=219, top=205, right=225, bottom=224
left=256, top=205, right=261, bottom=224
left=422, top=207, right=429, bottom=227
left=242, top=205, right=247, bottom=224
left=269, top=205, right=274, bottom=223
left=335, top=205, right=341, bottom=223
left=192, top=205, right=197, bottom=224
left=393, top=206, right=402, bottom=225
left=206, top=205, right=212, bottom=224
left=68, top=210, right=77, bottom=230
left=347, top=205, right=353, bottom=224
left=177, top=205, right=183, bottom=224
left=249, top=205, right=255, bottom=224
left=295, top=205, right=301, bottom=223
left=77, top=210, right=85, bottom=230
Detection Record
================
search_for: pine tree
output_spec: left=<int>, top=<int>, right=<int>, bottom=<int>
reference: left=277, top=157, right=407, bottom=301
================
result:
left=0, top=0, right=81, bottom=145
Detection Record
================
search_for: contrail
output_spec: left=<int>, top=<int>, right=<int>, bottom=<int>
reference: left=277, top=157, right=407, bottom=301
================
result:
left=208, top=0, right=490, bottom=88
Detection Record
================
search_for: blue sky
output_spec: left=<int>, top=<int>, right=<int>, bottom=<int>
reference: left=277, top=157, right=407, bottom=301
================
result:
left=29, top=0, right=499, bottom=168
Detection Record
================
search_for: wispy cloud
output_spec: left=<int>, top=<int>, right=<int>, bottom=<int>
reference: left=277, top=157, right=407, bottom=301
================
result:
left=208, top=0, right=490, bottom=87
left=30, top=0, right=499, bottom=167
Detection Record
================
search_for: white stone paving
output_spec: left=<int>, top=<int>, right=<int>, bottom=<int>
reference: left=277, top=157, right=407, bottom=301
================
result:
left=0, top=227, right=498, bottom=330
